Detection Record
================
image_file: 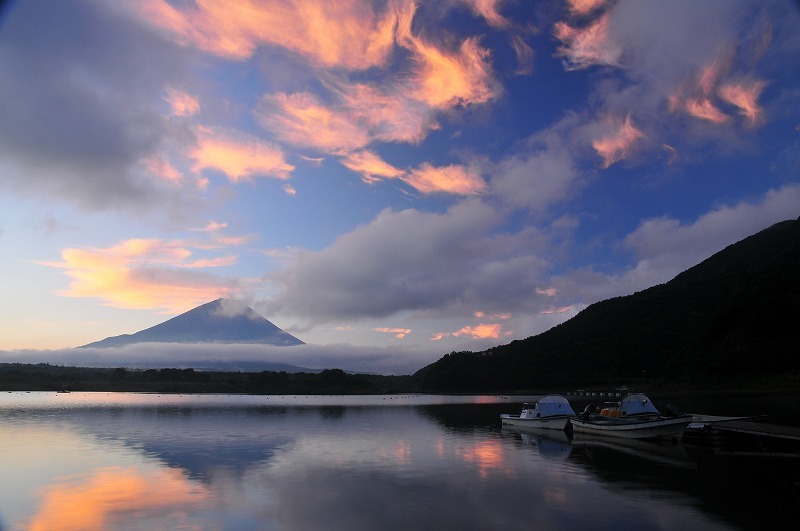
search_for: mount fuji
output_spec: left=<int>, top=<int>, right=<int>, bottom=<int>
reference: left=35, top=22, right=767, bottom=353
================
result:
left=79, top=299, right=304, bottom=348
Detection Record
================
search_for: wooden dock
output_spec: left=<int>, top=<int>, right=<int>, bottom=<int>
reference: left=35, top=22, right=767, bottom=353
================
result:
left=708, top=420, right=800, bottom=442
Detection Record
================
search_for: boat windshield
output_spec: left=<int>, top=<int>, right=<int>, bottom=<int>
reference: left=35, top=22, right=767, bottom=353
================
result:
left=620, top=394, right=660, bottom=416
left=537, top=395, right=577, bottom=417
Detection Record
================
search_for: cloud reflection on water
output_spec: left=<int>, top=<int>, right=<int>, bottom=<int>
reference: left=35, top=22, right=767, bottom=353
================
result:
left=26, top=467, right=210, bottom=531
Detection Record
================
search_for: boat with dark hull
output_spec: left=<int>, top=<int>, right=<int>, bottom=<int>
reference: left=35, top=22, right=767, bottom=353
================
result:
left=569, top=393, right=691, bottom=440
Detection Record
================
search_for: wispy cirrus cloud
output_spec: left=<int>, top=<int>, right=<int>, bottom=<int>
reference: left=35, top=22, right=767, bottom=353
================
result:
left=256, top=92, right=371, bottom=153
left=404, top=163, right=486, bottom=195
left=719, top=78, right=767, bottom=127
left=340, top=150, right=405, bottom=183
left=190, top=126, right=294, bottom=182
left=340, top=151, right=485, bottom=196
left=463, top=0, right=511, bottom=29
left=375, top=327, right=412, bottom=339
left=554, top=13, right=621, bottom=70
left=396, top=4, right=500, bottom=108
left=592, top=114, right=644, bottom=168
left=131, top=0, right=400, bottom=68
left=163, top=87, right=200, bottom=117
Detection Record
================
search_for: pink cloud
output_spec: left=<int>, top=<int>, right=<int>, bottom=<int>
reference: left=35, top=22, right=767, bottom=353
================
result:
left=719, top=79, right=767, bottom=127
left=375, top=327, right=412, bottom=339
left=464, top=0, right=511, bottom=29
left=554, top=13, right=621, bottom=70
left=337, top=82, right=438, bottom=145
left=193, top=221, right=228, bottom=232
left=453, top=323, right=503, bottom=339
left=510, top=35, right=534, bottom=75
left=163, top=87, right=200, bottom=117
left=592, top=115, right=644, bottom=168
left=404, top=163, right=486, bottom=195
left=474, top=311, right=511, bottom=320
left=257, top=92, right=371, bottom=152
left=536, top=287, right=558, bottom=297
left=684, top=98, right=729, bottom=124
left=133, top=0, right=400, bottom=68
left=144, top=156, right=183, bottom=183
left=397, top=17, right=500, bottom=109
left=565, top=0, right=608, bottom=16
left=191, top=126, right=294, bottom=181
left=540, top=305, right=575, bottom=315
left=340, top=150, right=404, bottom=184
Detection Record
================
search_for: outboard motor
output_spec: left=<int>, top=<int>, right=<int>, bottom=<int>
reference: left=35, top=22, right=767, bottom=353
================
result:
left=665, top=403, right=681, bottom=417
left=580, top=404, right=595, bottom=420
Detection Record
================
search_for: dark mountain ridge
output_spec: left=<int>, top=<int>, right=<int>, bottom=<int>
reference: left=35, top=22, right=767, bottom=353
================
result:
left=79, top=298, right=304, bottom=348
left=414, top=217, right=800, bottom=392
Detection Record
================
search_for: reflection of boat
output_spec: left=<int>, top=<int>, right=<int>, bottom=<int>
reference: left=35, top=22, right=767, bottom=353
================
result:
left=571, top=431, right=695, bottom=469
left=569, top=393, right=691, bottom=440
left=500, top=395, right=576, bottom=430
left=503, top=426, right=572, bottom=459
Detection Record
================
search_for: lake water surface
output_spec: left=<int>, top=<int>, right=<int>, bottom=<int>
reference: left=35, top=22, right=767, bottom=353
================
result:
left=1, top=392, right=799, bottom=530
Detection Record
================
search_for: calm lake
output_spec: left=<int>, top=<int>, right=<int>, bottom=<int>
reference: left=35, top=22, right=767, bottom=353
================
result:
left=1, top=392, right=799, bottom=530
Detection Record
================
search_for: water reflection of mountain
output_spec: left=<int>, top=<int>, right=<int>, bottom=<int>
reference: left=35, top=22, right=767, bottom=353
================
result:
left=62, top=407, right=302, bottom=480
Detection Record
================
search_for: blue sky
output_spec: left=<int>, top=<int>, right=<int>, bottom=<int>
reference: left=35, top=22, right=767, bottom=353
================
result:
left=0, top=0, right=798, bottom=373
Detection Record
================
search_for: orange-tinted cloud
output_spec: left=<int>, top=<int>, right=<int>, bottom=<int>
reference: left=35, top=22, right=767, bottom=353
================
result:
left=684, top=98, right=729, bottom=124
left=337, top=82, right=438, bottom=145
left=396, top=5, right=499, bottom=109
left=592, top=115, right=644, bottom=168
left=668, top=54, right=768, bottom=128
left=144, top=155, right=183, bottom=182
left=465, top=0, right=511, bottom=29
left=554, top=13, right=621, bottom=70
left=510, top=35, right=534, bottom=75
left=375, top=327, right=412, bottom=339
left=404, top=163, right=486, bottom=195
left=474, top=311, right=511, bottom=320
left=40, top=237, right=241, bottom=313
left=163, top=87, right=200, bottom=117
left=191, top=126, right=294, bottom=181
left=257, top=92, right=371, bottom=152
left=26, top=466, right=209, bottom=531
left=454, top=323, right=503, bottom=339
left=719, top=79, right=767, bottom=127
left=134, top=0, right=400, bottom=68
left=341, top=150, right=405, bottom=184
left=541, top=305, right=575, bottom=314
left=565, top=0, right=608, bottom=16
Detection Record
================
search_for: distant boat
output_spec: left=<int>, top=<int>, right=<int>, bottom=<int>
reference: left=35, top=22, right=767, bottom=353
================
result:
left=569, top=393, right=691, bottom=440
left=500, top=395, right=577, bottom=431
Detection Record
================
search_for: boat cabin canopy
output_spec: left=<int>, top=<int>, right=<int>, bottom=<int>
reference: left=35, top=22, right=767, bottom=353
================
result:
left=532, top=395, right=576, bottom=417
left=619, top=393, right=660, bottom=416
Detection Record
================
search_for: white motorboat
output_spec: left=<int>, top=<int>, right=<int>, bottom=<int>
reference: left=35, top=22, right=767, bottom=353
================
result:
left=569, top=393, right=691, bottom=440
left=500, top=395, right=577, bottom=431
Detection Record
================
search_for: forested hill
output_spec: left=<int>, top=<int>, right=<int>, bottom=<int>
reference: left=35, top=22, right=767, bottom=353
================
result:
left=414, top=217, right=800, bottom=392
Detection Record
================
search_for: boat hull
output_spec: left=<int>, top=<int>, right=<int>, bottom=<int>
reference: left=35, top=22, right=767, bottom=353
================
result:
left=500, top=414, right=571, bottom=431
left=569, top=415, right=691, bottom=440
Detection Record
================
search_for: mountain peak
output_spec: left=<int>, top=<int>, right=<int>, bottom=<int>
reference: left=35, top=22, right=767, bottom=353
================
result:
left=79, top=299, right=304, bottom=348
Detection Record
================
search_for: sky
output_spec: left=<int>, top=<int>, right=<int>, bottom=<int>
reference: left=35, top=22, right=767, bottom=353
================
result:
left=0, top=0, right=799, bottom=374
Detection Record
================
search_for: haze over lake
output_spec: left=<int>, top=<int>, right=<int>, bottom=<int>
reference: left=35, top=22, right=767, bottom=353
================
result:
left=2, top=392, right=799, bottom=530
